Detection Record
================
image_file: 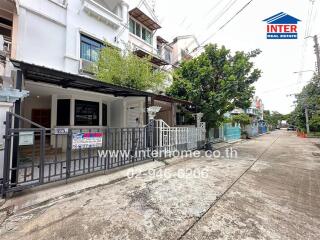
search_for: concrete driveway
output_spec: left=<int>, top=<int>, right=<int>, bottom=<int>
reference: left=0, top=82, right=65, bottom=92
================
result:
left=0, top=130, right=320, bottom=239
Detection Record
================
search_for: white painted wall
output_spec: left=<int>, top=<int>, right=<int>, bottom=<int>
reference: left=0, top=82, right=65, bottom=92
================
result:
left=16, top=0, right=129, bottom=74
left=0, top=102, right=13, bottom=179
left=125, top=97, right=145, bottom=127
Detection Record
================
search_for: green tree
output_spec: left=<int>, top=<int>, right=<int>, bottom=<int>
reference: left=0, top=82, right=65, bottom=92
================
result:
left=309, top=115, right=320, bottom=132
left=230, top=113, right=251, bottom=128
left=95, top=46, right=166, bottom=91
left=166, top=44, right=261, bottom=130
left=289, top=75, right=320, bottom=131
left=264, top=110, right=285, bottom=128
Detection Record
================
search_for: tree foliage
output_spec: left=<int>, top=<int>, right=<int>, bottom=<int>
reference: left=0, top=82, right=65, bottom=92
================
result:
left=230, top=113, right=251, bottom=127
left=166, top=44, right=261, bottom=129
left=309, top=115, right=320, bottom=132
left=264, top=110, right=286, bottom=128
left=94, top=46, right=166, bottom=91
left=289, top=75, right=320, bottom=131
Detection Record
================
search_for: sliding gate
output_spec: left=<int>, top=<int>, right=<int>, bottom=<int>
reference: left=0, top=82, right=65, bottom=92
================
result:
left=1, top=112, right=154, bottom=196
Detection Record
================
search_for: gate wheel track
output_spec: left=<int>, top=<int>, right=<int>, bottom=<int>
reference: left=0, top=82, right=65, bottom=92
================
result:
left=177, top=134, right=281, bottom=240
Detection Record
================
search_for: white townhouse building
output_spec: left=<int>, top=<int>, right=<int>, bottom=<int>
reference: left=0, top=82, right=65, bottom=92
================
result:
left=0, top=0, right=153, bottom=133
left=0, top=0, right=207, bottom=193
left=17, top=0, right=129, bottom=73
left=0, top=0, right=179, bottom=131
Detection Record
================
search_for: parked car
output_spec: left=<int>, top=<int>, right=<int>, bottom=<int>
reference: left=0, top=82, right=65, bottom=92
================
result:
left=287, top=126, right=296, bottom=131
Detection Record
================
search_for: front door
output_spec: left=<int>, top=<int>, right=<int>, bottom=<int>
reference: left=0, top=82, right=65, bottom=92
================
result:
left=31, top=109, right=51, bottom=128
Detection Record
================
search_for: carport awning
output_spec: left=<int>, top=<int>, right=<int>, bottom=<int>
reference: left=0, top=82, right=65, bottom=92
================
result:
left=11, top=60, right=153, bottom=97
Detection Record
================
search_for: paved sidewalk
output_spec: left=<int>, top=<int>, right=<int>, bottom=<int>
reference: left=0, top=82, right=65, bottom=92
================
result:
left=0, top=131, right=319, bottom=240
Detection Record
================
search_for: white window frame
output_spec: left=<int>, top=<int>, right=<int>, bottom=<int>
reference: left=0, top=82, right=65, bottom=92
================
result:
left=129, top=17, right=153, bottom=45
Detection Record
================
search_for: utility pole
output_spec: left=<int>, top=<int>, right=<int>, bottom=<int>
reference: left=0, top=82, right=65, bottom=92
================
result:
left=314, top=35, right=320, bottom=75
left=305, top=106, right=310, bottom=134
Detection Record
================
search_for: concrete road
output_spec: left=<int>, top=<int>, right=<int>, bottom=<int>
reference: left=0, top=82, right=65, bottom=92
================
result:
left=0, top=130, right=320, bottom=240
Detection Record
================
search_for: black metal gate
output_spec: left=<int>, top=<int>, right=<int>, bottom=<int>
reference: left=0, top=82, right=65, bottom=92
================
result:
left=1, top=112, right=154, bottom=196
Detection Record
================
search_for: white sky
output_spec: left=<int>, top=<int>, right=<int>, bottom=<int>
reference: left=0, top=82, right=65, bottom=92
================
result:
left=147, top=0, right=320, bottom=114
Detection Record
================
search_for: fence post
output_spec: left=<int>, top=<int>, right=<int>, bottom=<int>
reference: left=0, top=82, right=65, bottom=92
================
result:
left=66, top=129, right=72, bottom=179
left=175, top=128, right=178, bottom=151
left=131, top=129, right=136, bottom=164
left=2, top=112, right=12, bottom=197
left=39, top=128, right=46, bottom=184
left=104, top=128, right=108, bottom=171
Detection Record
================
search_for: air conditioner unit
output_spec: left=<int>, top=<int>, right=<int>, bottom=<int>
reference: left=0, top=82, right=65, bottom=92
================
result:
left=79, top=59, right=97, bottom=74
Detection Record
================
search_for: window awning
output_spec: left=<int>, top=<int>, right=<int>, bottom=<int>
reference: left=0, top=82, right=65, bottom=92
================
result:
left=129, top=8, right=161, bottom=31
left=10, top=60, right=153, bottom=97
left=134, top=49, right=168, bottom=66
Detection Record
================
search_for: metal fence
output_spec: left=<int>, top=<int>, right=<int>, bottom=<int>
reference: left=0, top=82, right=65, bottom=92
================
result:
left=154, top=119, right=206, bottom=154
left=1, top=112, right=154, bottom=196
left=1, top=113, right=207, bottom=196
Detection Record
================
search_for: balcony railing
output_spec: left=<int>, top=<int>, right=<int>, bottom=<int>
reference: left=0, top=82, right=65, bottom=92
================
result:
left=82, top=0, right=122, bottom=29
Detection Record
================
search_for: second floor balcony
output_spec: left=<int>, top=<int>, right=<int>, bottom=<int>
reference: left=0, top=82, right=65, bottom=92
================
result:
left=82, top=0, right=123, bottom=29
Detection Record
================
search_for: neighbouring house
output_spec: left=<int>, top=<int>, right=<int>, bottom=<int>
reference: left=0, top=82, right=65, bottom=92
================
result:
left=220, top=97, right=266, bottom=140
left=170, top=35, right=200, bottom=67
left=245, top=96, right=266, bottom=136
left=128, top=2, right=170, bottom=67
left=127, top=0, right=196, bottom=127
left=0, top=0, right=29, bottom=181
left=245, top=96, right=264, bottom=121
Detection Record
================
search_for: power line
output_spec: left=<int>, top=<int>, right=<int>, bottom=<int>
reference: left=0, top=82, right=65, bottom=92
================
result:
left=190, top=0, right=255, bottom=56
left=305, top=0, right=315, bottom=37
left=261, top=79, right=312, bottom=94
left=205, top=0, right=227, bottom=16
left=206, top=0, right=238, bottom=29
left=309, top=0, right=320, bottom=35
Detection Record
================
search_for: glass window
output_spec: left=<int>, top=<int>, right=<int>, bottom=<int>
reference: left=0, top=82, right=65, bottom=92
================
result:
left=75, top=100, right=99, bottom=126
left=135, top=23, right=141, bottom=37
left=80, top=34, right=104, bottom=62
left=129, top=18, right=135, bottom=34
left=164, top=48, right=171, bottom=62
left=130, top=18, right=152, bottom=44
left=91, top=46, right=100, bottom=62
left=142, top=27, right=146, bottom=41
left=145, top=30, right=152, bottom=44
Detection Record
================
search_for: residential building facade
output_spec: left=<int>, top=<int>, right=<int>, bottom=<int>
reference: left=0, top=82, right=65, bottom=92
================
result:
left=170, top=35, right=200, bottom=67
left=245, top=96, right=264, bottom=121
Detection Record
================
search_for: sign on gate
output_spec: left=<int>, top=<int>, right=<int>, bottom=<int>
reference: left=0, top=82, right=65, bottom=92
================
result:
left=19, top=131, right=34, bottom=145
left=72, top=132, right=103, bottom=149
